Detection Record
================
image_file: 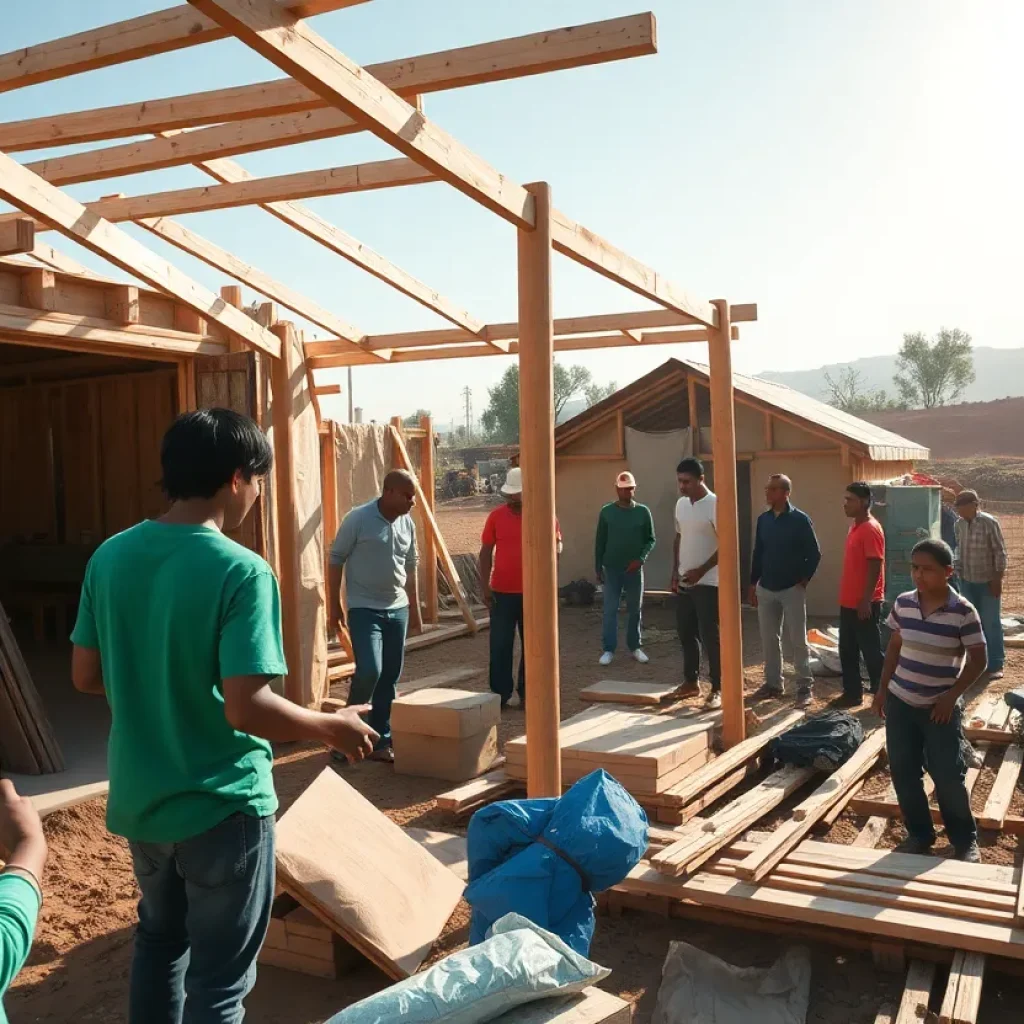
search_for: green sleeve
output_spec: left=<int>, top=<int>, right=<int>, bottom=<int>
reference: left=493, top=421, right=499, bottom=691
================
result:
left=639, top=506, right=656, bottom=563
left=219, top=571, right=289, bottom=679
left=595, top=507, right=608, bottom=576
left=0, top=874, right=41, bottom=999
left=70, top=562, right=98, bottom=648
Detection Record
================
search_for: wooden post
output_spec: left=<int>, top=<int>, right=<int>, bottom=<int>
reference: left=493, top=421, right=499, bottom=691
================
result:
left=707, top=299, right=744, bottom=747
left=176, top=360, right=196, bottom=413
left=517, top=181, right=561, bottom=798
left=221, top=284, right=245, bottom=352
left=419, top=414, right=439, bottom=624
left=269, top=321, right=304, bottom=705
left=321, top=420, right=339, bottom=592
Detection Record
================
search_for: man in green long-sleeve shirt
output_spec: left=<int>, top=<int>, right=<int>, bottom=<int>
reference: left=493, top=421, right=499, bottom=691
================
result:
left=595, top=471, right=656, bottom=665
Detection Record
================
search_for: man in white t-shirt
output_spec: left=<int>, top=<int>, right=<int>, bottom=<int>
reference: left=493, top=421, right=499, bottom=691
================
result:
left=671, top=457, right=721, bottom=709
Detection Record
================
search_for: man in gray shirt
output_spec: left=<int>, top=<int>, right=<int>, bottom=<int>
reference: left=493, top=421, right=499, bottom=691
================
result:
left=328, top=470, right=423, bottom=761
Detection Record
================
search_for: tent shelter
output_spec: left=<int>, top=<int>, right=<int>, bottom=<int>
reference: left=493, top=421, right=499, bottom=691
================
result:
left=555, top=359, right=929, bottom=615
left=0, top=1, right=755, bottom=793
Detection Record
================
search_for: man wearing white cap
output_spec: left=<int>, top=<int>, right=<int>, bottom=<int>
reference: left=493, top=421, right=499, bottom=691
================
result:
left=479, top=467, right=562, bottom=707
left=595, top=471, right=656, bottom=665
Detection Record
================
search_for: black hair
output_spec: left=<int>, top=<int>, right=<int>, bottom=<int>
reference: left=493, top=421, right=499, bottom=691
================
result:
left=912, top=538, right=954, bottom=568
left=846, top=481, right=872, bottom=504
left=677, top=457, right=705, bottom=477
left=160, top=408, right=273, bottom=501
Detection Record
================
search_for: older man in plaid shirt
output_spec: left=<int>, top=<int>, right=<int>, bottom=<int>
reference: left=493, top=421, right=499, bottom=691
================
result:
left=953, top=490, right=1008, bottom=679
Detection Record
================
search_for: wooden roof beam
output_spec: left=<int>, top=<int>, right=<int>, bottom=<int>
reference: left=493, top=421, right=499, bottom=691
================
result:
left=0, top=0, right=371, bottom=92
left=0, top=217, right=33, bottom=255
left=186, top=154, right=498, bottom=345
left=0, top=14, right=656, bottom=151
left=0, top=303, right=227, bottom=359
left=188, top=0, right=535, bottom=228
left=0, top=149, right=280, bottom=358
left=9, top=159, right=434, bottom=229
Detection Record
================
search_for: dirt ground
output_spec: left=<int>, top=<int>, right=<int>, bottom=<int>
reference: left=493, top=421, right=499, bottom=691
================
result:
left=867, top=399, right=1024, bottom=460
left=434, top=493, right=501, bottom=556
left=10, top=600, right=1024, bottom=1024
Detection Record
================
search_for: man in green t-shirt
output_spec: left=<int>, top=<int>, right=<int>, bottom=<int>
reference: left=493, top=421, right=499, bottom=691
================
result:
left=71, top=408, right=377, bottom=1024
left=595, top=471, right=656, bottom=666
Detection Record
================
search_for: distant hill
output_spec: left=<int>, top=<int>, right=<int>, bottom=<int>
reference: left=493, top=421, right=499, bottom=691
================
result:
left=759, top=346, right=1024, bottom=404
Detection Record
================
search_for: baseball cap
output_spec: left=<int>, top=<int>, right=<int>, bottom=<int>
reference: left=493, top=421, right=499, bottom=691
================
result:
left=616, top=471, right=637, bottom=488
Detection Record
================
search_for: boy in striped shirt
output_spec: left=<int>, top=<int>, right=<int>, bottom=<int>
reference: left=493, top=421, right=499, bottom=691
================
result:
left=872, top=539, right=987, bottom=862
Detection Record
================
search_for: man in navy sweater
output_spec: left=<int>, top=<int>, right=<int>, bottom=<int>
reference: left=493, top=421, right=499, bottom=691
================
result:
left=748, top=474, right=821, bottom=708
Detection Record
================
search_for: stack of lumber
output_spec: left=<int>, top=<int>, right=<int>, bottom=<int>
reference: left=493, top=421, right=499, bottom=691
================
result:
left=435, top=769, right=524, bottom=817
left=966, top=694, right=1020, bottom=743
left=0, top=601, right=64, bottom=775
left=579, top=679, right=682, bottom=707
left=392, top=687, right=501, bottom=782
left=260, top=892, right=366, bottom=979
left=274, top=769, right=464, bottom=980
left=504, top=706, right=716, bottom=797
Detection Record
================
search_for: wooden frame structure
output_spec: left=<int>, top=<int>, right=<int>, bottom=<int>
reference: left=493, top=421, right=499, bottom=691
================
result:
left=0, top=3, right=756, bottom=794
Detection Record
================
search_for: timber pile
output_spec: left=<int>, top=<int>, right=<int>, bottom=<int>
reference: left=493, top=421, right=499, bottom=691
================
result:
left=504, top=706, right=717, bottom=797
left=0, top=600, right=64, bottom=775
left=966, top=694, right=1020, bottom=744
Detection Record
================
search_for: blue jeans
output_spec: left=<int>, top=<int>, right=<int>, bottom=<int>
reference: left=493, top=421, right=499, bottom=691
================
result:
left=959, top=580, right=1004, bottom=671
left=489, top=591, right=525, bottom=702
left=348, top=605, right=409, bottom=749
left=601, top=566, right=643, bottom=653
left=886, top=692, right=976, bottom=851
left=128, top=812, right=275, bottom=1024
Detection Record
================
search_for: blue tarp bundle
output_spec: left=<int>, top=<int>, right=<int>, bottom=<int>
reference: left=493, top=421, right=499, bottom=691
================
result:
left=464, top=769, right=648, bottom=955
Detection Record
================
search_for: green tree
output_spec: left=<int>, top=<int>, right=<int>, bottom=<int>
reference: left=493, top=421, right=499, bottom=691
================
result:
left=824, top=367, right=903, bottom=414
left=584, top=380, right=618, bottom=408
left=893, top=328, right=975, bottom=408
left=403, top=408, right=432, bottom=427
left=480, top=363, right=612, bottom=443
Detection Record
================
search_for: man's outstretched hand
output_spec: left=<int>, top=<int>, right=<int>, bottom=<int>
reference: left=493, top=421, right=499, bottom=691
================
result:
left=324, top=705, right=378, bottom=763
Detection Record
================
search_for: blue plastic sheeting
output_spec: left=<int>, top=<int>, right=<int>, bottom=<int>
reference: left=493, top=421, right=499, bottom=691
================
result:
left=465, top=770, right=648, bottom=955
left=326, top=913, right=609, bottom=1024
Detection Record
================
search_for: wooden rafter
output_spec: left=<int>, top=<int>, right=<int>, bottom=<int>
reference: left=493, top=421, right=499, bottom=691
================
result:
left=0, top=217, right=33, bottom=255
left=0, top=15, right=656, bottom=151
left=137, top=215, right=382, bottom=358
left=0, top=149, right=280, bottom=358
left=0, top=0, right=371, bottom=92
left=188, top=0, right=536, bottom=227
left=10, top=159, right=434, bottom=230
left=187, top=155, right=498, bottom=344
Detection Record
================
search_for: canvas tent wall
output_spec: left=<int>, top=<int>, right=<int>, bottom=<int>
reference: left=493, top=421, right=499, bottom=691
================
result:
left=555, top=359, right=928, bottom=616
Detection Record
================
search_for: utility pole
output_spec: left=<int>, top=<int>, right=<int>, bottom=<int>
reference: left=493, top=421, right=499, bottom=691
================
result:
left=347, top=366, right=354, bottom=423
left=461, top=385, right=473, bottom=442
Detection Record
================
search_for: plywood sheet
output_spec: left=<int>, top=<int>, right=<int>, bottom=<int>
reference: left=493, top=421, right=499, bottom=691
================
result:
left=275, top=768, right=464, bottom=979
left=403, top=827, right=469, bottom=881
left=580, top=680, right=681, bottom=706
left=392, top=687, right=501, bottom=738
left=495, top=989, right=631, bottom=1023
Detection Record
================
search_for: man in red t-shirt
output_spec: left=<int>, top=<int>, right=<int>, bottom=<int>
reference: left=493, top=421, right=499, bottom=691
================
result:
left=838, top=481, right=886, bottom=706
left=479, top=468, right=561, bottom=708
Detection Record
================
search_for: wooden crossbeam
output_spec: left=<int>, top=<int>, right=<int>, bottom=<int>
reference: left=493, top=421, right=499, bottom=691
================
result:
left=189, top=155, right=495, bottom=343
left=137, top=216, right=378, bottom=356
left=0, top=149, right=280, bottom=358
left=189, top=0, right=535, bottom=228
left=0, top=15, right=657, bottom=150
left=0, top=0, right=371, bottom=92
left=0, top=303, right=226, bottom=359
left=0, top=217, right=33, bottom=255
left=12, top=159, right=433, bottom=229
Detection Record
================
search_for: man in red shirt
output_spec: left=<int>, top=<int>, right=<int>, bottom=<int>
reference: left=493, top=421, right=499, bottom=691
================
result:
left=479, top=468, right=561, bottom=708
left=838, top=481, right=886, bottom=706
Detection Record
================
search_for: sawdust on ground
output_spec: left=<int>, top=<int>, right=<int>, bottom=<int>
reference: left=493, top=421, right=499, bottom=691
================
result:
left=9, top=606, right=1024, bottom=1023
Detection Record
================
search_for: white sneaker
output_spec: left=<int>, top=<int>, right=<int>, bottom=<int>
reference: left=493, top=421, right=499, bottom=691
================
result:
left=599, top=651, right=614, bottom=666
left=632, top=649, right=650, bottom=664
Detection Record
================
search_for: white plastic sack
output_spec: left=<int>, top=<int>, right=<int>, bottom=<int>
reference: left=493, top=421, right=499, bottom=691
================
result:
left=652, top=941, right=810, bottom=1024
left=327, top=913, right=610, bottom=1024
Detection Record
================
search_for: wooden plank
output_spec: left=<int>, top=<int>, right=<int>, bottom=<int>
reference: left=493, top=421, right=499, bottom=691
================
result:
left=620, top=866, right=1024, bottom=960
left=895, top=960, right=936, bottom=1024
left=0, top=152, right=280, bottom=358
left=662, top=709, right=804, bottom=807
left=275, top=768, right=465, bottom=979
left=579, top=680, right=684, bottom=707
left=951, top=951, right=984, bottom=1024
left=189, top=0, right=535, bottom=228
left=0, top=1, right=370, bottom=92
left=392, top=689, right=499, bottom=740
left=137, top=216, right=371, bottom=351
left=652, top=767, right=815, bottom=875
left=0, top=217, right=33, bottom=255
left=389, top=426, right=476, bottom=633
left=734, top=729, right=887, bottom=881
left=978, top=744, right=1024, bottom=830
left=419, top=415, right=440, bottom=623
left=435, top=769, right=520, bottom=814
left=1, top=14, right=656, bottom=150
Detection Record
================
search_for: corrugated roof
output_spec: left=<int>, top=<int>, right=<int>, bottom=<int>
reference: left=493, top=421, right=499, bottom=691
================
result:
left=556, top=358, right=929, bottom=462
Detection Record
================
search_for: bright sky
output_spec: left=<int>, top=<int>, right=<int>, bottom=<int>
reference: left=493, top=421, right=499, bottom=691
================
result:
left=3, top=0, right=1022, bottom=430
